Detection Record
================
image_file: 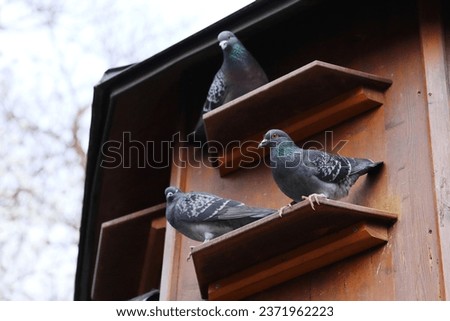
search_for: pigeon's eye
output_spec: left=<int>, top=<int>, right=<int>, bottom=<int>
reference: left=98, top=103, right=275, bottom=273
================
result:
left=271, top=133, right=279, bottom=139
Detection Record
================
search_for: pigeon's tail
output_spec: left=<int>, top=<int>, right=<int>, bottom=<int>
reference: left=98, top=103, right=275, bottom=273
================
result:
left=352, top=159, right=383, bottom=176
left=343, top=159, right=383, bottom=188
left=369, top=160, right=384, bottom=170
left=188, top=118, right=207, bottom=146
left=249, top=208, right=277, bottom=219
left=217, top=206, right=276, bottom=220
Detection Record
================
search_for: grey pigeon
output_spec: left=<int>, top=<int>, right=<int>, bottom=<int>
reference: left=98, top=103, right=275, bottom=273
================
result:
left=164, top=186, right=275, bottom=243
left=258, top=129, right=383, bottom=210
left=191, top=30, right=268, bottom=143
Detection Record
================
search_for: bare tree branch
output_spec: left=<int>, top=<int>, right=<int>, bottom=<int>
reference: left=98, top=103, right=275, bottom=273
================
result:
left=71, top=105, right=89, bottom=169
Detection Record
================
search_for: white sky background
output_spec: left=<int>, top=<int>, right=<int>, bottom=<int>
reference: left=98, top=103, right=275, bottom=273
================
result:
left=0, top=0, right=253, bottom=300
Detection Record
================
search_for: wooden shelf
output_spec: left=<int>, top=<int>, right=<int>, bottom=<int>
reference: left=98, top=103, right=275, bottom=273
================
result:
left=203, top=60, right=392, bottom=176
left=91, top=203, right=166, bottom=300
left=191, top=199, right=397, bottom=300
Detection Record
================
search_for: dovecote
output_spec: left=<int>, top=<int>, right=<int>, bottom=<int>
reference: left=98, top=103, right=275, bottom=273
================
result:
left=76, top=0, right=450, bottom=301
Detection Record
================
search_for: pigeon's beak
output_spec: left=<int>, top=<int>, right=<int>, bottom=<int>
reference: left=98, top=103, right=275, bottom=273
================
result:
left=258, top=139, right=269, bottom=148
left=219, top=40, right=228, bottom=50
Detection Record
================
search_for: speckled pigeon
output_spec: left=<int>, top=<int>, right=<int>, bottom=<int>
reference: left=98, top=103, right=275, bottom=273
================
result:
left=258, top=129, right=383, bottom=210
left=164, top=186, right=275, bottom=243
left=190, top=30, right=268, bottom=143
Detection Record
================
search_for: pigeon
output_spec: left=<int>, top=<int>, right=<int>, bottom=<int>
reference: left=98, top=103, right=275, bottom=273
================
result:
left=190, top=30, right=268, bottom=143
left=258, top=129, right=383, bottom=211
left=164, top=186, right=275, bottom=243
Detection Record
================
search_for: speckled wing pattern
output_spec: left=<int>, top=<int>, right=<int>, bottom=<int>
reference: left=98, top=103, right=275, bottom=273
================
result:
left=309, top=151, right=352, bottom=183
left=175, top=192, right=246, bottom=222
left=202, top=69, right=226, bottom=113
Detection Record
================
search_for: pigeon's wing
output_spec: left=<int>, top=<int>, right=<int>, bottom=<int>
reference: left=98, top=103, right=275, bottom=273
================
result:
left=175, top=192, right=242, bottom=222
left=176, top=192, right=274, bottom=222
left=306, top=150, right=352, bottom=183
left=214, top=205, right=275, bottom=220
left=202, top=69, right=226, bottom=113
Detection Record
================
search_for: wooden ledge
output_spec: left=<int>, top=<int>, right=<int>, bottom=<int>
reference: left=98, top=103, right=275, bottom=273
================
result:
left=208, top=222, right=387, bottom=300
left=203, top=60, right=392, bottom=176
left=92, top=203, right=166, bottom=300
left=191, top=199, right=397, bottom=300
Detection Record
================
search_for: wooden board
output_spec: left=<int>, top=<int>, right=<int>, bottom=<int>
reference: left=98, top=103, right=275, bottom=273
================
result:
left=91, top=203, right=166, bottom=300
left=418, top=0, right=450, bottom=297
left=191, top=199, right=397, bottom=299
left=203, top=61, right=392, bottom=176
left=208, top=222, right=388, bottom=300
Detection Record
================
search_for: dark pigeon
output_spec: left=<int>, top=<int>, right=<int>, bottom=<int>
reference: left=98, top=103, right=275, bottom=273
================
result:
left=259, top=129, right=383, bottom=210
left=190, top=30, right=268, bottom=143
left=164, top=186, right=275, bottom=243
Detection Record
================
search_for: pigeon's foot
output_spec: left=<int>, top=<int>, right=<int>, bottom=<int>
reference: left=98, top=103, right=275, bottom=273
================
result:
left=186, top=245, right=196, bottom=261
left=302, top=193, right=327, bottom=211
left=278, top=203, right=292, bottom=217
left=187, top=240, right=211, bottom=261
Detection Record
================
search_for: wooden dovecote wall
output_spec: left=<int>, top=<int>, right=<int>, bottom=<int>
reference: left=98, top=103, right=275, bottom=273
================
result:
left=76, top=0, right=450, bottom=301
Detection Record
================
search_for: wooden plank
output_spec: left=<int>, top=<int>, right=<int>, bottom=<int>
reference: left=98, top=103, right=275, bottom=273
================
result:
left=204, top=60, right=391, bottom=144
left=369, top=2, right=443, bottom=300
left=217, top=87, right=385, bottom=175
left=160, top=144, right=188, bottom=300
left=208, top=222, right=388, bottom=300
left=192, top=199, right=397, bottom=299
left=418, top=0, right=450, bottom=299
left=91, top=203, right=165, bottom=300
left=139, top=217, right=167, bottom=293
